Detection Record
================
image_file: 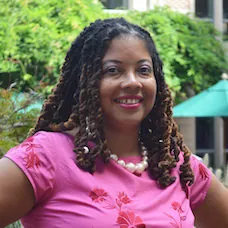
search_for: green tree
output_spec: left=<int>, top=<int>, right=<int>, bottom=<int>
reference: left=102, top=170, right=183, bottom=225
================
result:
left=0, top=3, right=227, bottom=102
left=0, top=87, right=40, bottom=157
left=0, top=0, right=104, bottom=94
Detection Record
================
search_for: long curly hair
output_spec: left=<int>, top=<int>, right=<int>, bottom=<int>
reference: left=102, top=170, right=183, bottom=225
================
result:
left=31, top=18, right=194, bottom=193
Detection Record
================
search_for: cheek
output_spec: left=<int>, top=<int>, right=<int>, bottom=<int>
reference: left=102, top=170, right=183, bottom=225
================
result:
left=146, top=79, right=157, bottom=98
left=100, top=79, right=116, bottom=97
left=99, top=80, right=114, bottom=108
left=145, top=80, right=157, bottom=109
left=153, top=84, right=157, bottom=101
left=100, top=82, right=109, bottom=100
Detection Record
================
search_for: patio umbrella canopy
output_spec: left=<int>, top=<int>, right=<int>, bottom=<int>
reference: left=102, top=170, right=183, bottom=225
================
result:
left=173, top=78, right=228, bottom=117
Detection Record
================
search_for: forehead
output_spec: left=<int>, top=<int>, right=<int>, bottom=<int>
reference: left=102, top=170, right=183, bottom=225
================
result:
left=102, top=35, right=151, bottom=62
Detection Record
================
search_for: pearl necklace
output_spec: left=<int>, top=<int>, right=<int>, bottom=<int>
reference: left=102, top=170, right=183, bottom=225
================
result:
left=109, top=143, right=148, bottom=175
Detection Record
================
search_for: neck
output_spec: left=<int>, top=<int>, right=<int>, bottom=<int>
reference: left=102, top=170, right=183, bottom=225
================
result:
left=104, top=124, right=140, bottom=157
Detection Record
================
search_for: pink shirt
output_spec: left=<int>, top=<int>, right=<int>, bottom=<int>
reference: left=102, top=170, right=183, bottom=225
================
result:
left=4, top=131, right=212, bottom=228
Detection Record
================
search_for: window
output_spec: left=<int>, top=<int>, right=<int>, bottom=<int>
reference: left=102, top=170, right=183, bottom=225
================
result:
left=100, top=0, right=128, bottom=9
left=195, top=0, right=228, bottom=21
left=224, top=0, right=228, bottom=21
left=196, top=117, right=214, bottom=149
left=195, top=0, right=213, bottom=18
left=196, top=117, right=214, bottom=166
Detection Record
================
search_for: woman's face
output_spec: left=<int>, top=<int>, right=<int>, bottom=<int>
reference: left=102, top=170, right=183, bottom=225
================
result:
left=100, top=35, right=157, bottom=128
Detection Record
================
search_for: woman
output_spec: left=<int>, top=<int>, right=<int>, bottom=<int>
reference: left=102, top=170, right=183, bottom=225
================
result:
left=0, top=18, right=228, bottom=228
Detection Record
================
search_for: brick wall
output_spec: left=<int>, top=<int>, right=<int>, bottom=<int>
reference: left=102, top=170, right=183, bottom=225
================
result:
left=161, top=0, right=195, bottom=14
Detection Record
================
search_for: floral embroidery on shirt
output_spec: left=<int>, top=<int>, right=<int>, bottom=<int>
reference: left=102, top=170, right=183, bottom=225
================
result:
left=198, top=163, right=209, bottom=180
left=165, top=201, right=186, bottom=228
left=89, top=188, right=146, bottom=228
left=89, top=188, right=109, bottom=203
left=19, top=136, right=42, bottom=169
left=116, top=192, right=132, bottom=209
left=191, top=156, right=209, bottom=181
left=171, top=202, right=184, bottom=213
left=24, top=151, right=41, bottom=168
left=117, top=210, right=146, bottom=228
left=20, top=137, right=42, bottom=152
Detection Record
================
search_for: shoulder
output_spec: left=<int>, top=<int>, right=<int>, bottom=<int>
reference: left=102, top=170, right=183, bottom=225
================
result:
left=29, top=131, right=74, bottom=146
left=177, top=152, right=211, bottom=183
left=5, top=130, right=75, bottom=170
left=3, top=131, right=75, bottom=205
left=8, top=131, right=74, bottom=155
left=175, top=152, right=212, bottom=209
left=193, top=174, right=228, bottom=227
left=189, top=154, right=212, bottom=186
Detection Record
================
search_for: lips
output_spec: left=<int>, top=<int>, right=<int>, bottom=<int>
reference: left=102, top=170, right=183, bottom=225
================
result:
left=116, top=99, right=141, bottom=104
left=114, top=95, right=143, bottom=106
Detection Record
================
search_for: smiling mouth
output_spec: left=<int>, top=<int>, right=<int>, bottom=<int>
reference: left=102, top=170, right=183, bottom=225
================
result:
left=115, top=99, right=142, bottom=104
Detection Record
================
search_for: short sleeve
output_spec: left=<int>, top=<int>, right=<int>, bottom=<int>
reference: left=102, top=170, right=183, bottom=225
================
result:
left=189, top=155, right=212, bottom=210
left=4, top=132, right=56, bottom=204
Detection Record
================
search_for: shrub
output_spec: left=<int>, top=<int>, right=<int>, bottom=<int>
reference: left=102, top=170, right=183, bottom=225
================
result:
left=0, top=87, right=41, bottom=157
left=0, top=0, right=104, bottom=95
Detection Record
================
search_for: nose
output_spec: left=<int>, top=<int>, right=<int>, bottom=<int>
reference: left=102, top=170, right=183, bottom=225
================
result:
left=120, top=71, right=142, bottom=90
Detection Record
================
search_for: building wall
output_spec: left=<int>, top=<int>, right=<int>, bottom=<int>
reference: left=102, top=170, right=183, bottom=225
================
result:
left=164, top=0, right=193, bottom=13
left=174, top=117, right=196, bottom=153
left=130, top=0, right=193, bottom=13
left=130, top=0, right=226, bottom=33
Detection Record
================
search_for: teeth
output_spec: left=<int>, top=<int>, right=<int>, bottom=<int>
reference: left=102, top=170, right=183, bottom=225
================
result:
left=116, top=99, right=140, bottom=104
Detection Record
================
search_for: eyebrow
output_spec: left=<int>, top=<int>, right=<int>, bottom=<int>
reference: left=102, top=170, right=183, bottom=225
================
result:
left=102, top=60, right=121, bottom=65
left=138, top=59, right=152, bottom=64
left=102, top=59, right=152, bottom=65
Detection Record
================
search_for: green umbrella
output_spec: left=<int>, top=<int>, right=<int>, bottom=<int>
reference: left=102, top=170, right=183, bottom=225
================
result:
left=173, top=78, right=228, bottom=117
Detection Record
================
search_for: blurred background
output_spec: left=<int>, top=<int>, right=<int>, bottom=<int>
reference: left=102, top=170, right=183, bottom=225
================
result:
left=0, top=0, right=227, bottom=168
left=0, top=1, right=227, bottom=227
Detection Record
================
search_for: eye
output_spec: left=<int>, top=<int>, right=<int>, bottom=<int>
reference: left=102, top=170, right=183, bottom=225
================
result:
left=138, top=65, right=152, bottom=75
left=103, top=66, right=120, bottom=75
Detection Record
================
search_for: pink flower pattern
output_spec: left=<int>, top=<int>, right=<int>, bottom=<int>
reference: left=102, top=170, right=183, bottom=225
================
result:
left=192, top=156, right=209, bottom=181
left=15, top=140, right=208, bottom=227
left=165, top=158, right=210, bottom=227
left=117, top=211, right=146, bottom=228
left=89, top=188, right=145, bottom=228
left=171, top=202, right=184, bottom=213
left=116, top=192, right=132, bottom=210
left=199, top=163, right=209, bottom=180
left=165, top=201, right=186, bottom=228
left=89, top=188, right=109, bottom=203
left=24, top=151, right=41, bottom=168
left=18, top=136, right=42, bottom=169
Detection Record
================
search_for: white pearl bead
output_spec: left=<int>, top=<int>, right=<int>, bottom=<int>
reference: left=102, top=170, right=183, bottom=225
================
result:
left=110, top=154, right=118, bottom=161
left=143, top=156, right=148, bottom=161
left=142, top=161, right=148, bottom=169
left=125, top=163, right=136, bottom=173
left=83, top=146, right=89, bottom=154
left=117, top=160, right=125, bottom=166
left=108, top=141, right=148, bottom=175
left=135, top=163, right=145, bottom=174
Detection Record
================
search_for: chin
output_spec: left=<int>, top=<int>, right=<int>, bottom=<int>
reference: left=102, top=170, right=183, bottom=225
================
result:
left=104, top=112, right=149, bottom=128
left=113, top=117, right=145, bottom=127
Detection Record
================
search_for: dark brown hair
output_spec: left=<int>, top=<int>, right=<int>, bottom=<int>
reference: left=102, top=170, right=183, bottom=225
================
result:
left=31, top=18, right=194, bottom=193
